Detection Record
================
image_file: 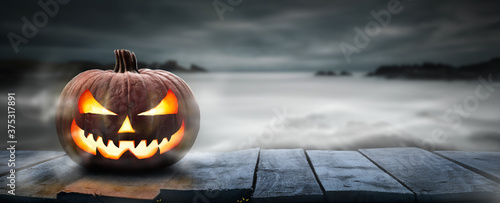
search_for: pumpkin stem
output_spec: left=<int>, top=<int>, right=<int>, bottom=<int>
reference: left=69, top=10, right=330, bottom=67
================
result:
left=113, top=49, right=139, bottom=73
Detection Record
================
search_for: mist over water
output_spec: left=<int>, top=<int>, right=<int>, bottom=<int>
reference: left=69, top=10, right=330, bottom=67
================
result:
left=2, top=72, right=499, bottom=152
left=185, top=72, right=500, bottom=152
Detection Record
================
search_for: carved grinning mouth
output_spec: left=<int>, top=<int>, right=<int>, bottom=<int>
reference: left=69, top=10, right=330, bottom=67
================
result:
left=71, top=119, right=184, bottom=159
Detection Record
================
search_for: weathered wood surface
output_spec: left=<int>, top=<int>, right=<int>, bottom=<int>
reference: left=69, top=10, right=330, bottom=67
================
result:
left=156, top=148, right=259, bottom=202
left=0, top=156, right=86, bottom=202
left=58, top=167, right=178, bottom=202
left=253, top=149, right=324, bottom=203
left=436, top=151, right=500, bottom=183
left=360, top=147, right=500, bottom=203
left=1, top=148, right=500, bottom=203
left=58, top=148, right=259, bottom=203
left=0, top=150, right=65, bottom=176
left=307, top=150, right=414, bottom=203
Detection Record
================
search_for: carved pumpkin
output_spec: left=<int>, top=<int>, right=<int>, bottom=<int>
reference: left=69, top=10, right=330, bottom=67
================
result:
left=55, top=49, right=200, bottom=170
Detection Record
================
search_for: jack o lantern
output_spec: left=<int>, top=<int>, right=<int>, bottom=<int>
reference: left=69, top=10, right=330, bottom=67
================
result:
left=55, top=49, right=200, bottom=170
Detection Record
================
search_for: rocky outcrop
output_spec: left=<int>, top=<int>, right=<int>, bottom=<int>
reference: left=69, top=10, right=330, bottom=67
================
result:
left=367, top=58, right=500, bottom=80
left=315, top=70, right=351, bottom=76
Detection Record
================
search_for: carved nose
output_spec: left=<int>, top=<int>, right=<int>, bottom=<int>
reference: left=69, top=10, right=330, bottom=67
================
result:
left=118, top=116, right=136, bottom=133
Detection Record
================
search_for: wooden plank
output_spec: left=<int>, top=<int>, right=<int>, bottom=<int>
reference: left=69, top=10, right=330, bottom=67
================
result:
left=158, top=148, right=259, bottom=203
left=436, top=151, right=500, bottom=183
left=253, top=149, right=324, bottom=203
left=0, top=150, right=66, bottom=176
left=59, top=148, right=259, bottom=203
left=360, top=147, right=500, bottom=203
left=307, top=150, right=414, bottom=202
left=58, top=167, right=179, bottom=202
left=58, top=192, right=151, bottom=203
left=0, top=155, right=86, bottom=202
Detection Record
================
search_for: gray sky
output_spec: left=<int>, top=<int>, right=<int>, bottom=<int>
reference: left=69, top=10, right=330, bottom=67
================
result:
left=1, top=0, right=500, bottom=71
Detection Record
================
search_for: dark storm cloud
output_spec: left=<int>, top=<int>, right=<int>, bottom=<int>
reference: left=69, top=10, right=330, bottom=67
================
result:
left=1, top=0, right=500, bottom=71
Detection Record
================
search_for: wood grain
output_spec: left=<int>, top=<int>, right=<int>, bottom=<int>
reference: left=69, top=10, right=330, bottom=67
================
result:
left=0, top=150, right=65, bottom=176
left=158, top=148, right=259, bottom=203
left=360, top=147, right=500, bottom=203
left=0, top=156, right=86, bottom=201
left=253, top=149, right=324, bottom=203
left=436, top=151, right=500, bottom=183
left=60, top=149, right=259, bottom=203
left=307, top=150, right=414, bottom=202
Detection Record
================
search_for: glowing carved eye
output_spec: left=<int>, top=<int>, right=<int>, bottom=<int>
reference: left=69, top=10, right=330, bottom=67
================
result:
left=79, top=90, right=117, bottom=115
left=138, top=89, right=178, bottom=116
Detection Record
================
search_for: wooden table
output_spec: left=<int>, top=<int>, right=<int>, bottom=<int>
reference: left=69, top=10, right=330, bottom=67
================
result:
left=1, top=148, right=499, bottom=203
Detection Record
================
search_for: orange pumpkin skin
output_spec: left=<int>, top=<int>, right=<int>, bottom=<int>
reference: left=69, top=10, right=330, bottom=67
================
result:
left=55, top=50, right=200, bottom=170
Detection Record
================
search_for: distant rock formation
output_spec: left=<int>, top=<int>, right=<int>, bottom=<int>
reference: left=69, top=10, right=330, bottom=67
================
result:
left=340, top=70, right=352, bottom=76
left=0, top=58, right=208, bottom=86
left=190, top=64, right=207, bottom=72
left=146, top=60, right=207, bottom=72
left=367, top=58, right=500, bottom=80
left=159, top=60, right=189, bottom=72
left=0, top=59, right=113, bottom=86
left=315, top=70, right=351, bottom=76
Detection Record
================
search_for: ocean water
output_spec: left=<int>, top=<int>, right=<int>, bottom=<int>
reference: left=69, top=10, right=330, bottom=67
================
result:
left=3, top=72, right=500, bottom=152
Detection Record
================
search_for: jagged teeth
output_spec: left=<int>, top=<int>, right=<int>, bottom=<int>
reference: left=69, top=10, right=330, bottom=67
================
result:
left=111, top=137, right=121, bottom=146
left=130, top=140, right=158, bottom=159
left=73, top=119, right=184, bottom=160
left=86, top=137, right=169, bottom=150
left=105, top=140, right=121, bottom=154
left=84, top=131, right=172, bottom=150
left=107, top=140, right=117, bottom=148
left=145, top=139, right=156, bottom=146
left=95, top=136, right=103, bottom=147
left=136, top=140, right=147, bottom=148
left=84, top=135, right=166, bottom=150
left=134, top=140, right=142, bottom=148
